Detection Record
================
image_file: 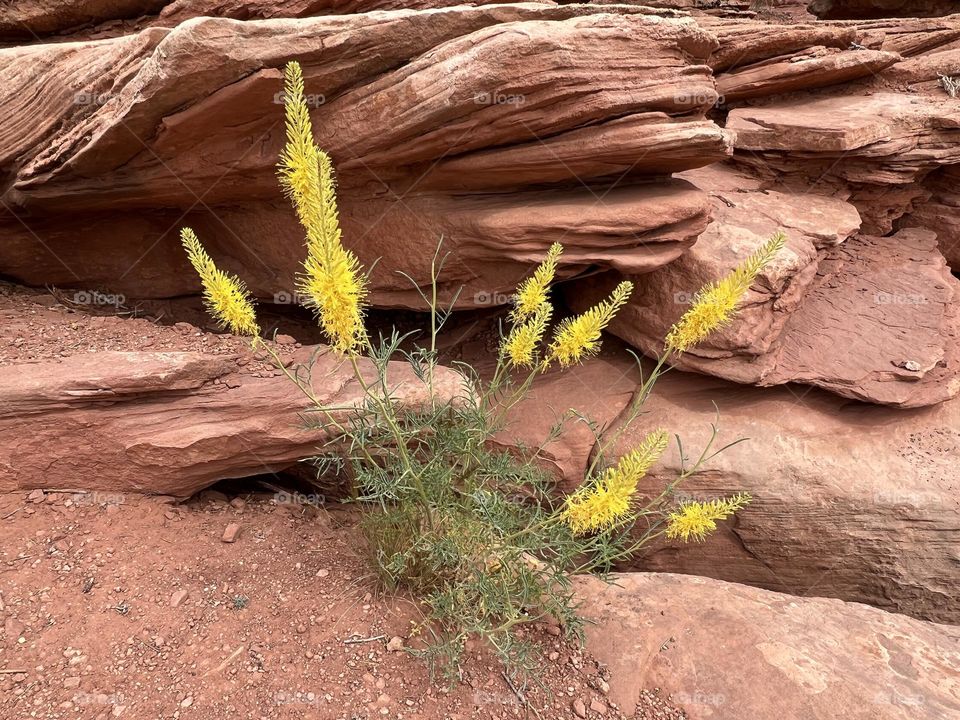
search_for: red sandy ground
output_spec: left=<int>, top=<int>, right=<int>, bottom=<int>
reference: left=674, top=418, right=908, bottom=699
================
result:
left=0, top=491, right=686, bottom=720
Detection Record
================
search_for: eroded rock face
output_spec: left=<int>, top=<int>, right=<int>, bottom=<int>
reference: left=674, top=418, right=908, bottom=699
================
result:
left=577, top=573, right=960, bottom=719
left=567, top=165, right=960, bottom=408
left=608, top=363, right=960, bottom=623
left=0, top=4, right=726, bottom=309
left=809, top=0, right=960, bottom=20
left=902, top=165, right=960, bottom=270
left=0, top=286, right=463, bottom=496
left=0, top=348, right=463, bottom=497
left=481, top=346, right=960, bottom=623
left=0, top=1, right=167, bottom=41
left=0, top=0, right=529, bottom=42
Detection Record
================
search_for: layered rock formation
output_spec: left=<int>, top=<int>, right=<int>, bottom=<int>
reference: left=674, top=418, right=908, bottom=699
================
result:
left=557, top=7, right=960, bottom=407
left=578, top=573, right=960, bottom=719
left=569, top=168, right=960, bottom=407
left=469, top=338, right=960, bottom=623
left=0, top=286, right=462, bottom=497
left=809, top=0, right=960, bottom=20
left=0, top=3, right=727, bottom=309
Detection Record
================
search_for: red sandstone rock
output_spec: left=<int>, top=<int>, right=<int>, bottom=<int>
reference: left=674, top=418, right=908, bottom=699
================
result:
left=717, top=47, right=900, bottom=102
left=0, top=348, right=462, bottom=497
left=0, top=5, right=724, bottom=309
left=902, top=165, right=960, bottom=270
left=809, top=0, right=959, bottom=20
left=578, top=573, right=960, bottom=718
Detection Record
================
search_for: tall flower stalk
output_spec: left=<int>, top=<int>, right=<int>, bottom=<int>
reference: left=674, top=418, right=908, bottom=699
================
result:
left=278, top=61, right=367, bottom=355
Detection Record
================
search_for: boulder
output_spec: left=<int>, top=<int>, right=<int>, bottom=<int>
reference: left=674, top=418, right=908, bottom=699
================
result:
left=577, top=572, right=960, bottom=719
left=0, top=4, right=726, bottom=309
left=0, top=347, right=463, bottom=497
left=604, top=361, right=960, bottom=623
left=567, top=164, right=960, bottom=408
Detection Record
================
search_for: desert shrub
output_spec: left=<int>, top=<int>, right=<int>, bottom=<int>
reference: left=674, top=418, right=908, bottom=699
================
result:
left=179, top=61, right=784, bottom=682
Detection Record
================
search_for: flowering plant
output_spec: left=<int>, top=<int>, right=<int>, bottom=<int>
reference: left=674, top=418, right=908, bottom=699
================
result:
left=181, top=60, right=784, bottom=681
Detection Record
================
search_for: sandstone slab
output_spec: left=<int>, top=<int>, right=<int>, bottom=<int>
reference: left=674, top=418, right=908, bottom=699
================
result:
left=567, top=163, right=960, bottom=407
left=606, top=362, right=960, bottom=623
left=717, top=47, right=900, bottom=102
left=577, top=572, right=960, bottom=719
left=0, top=348, right=461, bottom=497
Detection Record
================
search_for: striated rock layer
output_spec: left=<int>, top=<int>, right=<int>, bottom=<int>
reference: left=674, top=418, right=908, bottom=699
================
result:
left=0, top=3, right=727, bottom=309
left=578, top=572, right=960, bottom=719
left=0, top=347, right=463, bottom=498
left=568, top=165, right=960, bottom=408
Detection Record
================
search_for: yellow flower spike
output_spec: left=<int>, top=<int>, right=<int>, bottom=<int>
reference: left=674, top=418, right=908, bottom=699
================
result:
left=546, top=280, right=633, bottom=368
left=180, top=228, right=260, bottom=337
left=562, top=428, right=669, bottom=536
left=277, top=60, right=367, bottom=354
left=501, top=303, right=552, bottom=368
left=665, top=232, right=786, bottom=354
left=665, top=493, right=752, bottom=543
left=511, top=243, right=563, bottom=324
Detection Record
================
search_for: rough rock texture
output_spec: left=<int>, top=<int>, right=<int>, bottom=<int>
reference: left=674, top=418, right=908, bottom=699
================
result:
left=0, top=3, right=726, bottom=309
left=0, top=285, right=463, bottom=495
left=902, top=165, right=960, bottom=270
left=0, top=0, right=531, bottom=42
left=716, top=46, right=900, bottom=102
left=577, top=572, right=960, bottom=719
left=499, top=347, right=640, bottom=486
left=477, top=345, right=960, bottom=623
left=0, top=348, right=463, bottom=497
left=809, top=0, right=960, bottom=20
left=568, top=165, right=960, bottom=408
left=607, top=361, right=960, bottom=623
left=729, top=92, right=960, bottom=185
left=0, top=1, right=167, bottom=40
